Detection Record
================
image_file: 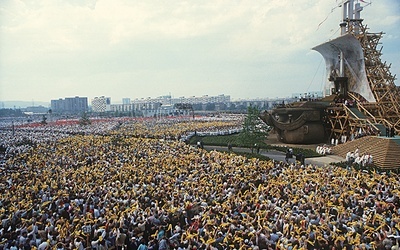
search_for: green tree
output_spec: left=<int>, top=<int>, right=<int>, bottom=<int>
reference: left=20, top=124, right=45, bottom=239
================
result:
left=239, top=105, right=270, bottom=148
left=79, top=112, right=91, bottom=126
left=0, top=108, right=24, bottom=117
left=41, top=115, right=47, bottom=125
left=205, top=103, right=216, bottom=111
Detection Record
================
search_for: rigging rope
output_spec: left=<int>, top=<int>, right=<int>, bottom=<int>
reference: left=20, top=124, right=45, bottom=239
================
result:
left=316, top=4, right=341, bottom=31
left=306, top=58, right=324, bottom=93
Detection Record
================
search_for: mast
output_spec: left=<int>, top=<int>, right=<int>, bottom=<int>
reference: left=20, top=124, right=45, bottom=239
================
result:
left=340, top=0, right=350, bottom=77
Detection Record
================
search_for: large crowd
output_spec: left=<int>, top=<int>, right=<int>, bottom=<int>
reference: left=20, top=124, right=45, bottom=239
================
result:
left=0, top=116, right=243, bottom=160
left=0, top=116, right=399, bottom=250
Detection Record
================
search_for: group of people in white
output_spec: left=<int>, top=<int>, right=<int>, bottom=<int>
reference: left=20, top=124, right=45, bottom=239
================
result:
left=346, top=148, right=373, bottom=166
left=316, top=145, right=332, bottom=155
left=317, top=142, right=374, bottom=167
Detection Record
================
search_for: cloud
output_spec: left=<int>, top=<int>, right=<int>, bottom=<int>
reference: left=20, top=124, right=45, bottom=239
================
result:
left=0, top=0, right=399, bottom=102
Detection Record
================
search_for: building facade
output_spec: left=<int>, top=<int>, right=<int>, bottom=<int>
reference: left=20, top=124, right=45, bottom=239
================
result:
left=91, top=96, right=111, bottom=113
left=122, top=98, right=131, bottom=105
left=50, top=96, right=88, bottom=114
left=104, top=93, right=303, bottom=116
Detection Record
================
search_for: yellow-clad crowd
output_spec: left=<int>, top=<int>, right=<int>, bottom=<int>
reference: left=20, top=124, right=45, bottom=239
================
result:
left=0, top=118, right=399, bottom=250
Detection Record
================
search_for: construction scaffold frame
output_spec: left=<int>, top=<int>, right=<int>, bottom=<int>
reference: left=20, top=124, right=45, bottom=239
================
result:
left=325, top=20, right=400, bottom=142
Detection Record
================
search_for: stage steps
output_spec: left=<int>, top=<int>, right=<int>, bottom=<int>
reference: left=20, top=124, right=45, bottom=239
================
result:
left=349, top=107, right=367, bottom=119
left=332, top=136, right=400, bottom=170
left=373, top=123, right=387, bottom=136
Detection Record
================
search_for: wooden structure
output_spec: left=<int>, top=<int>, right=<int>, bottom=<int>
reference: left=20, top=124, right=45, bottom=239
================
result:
left=263, top=0, right=399, bottom=149
left=323, top=15, right=400, bottom=142
left=332, top=136, right=400, bottom=170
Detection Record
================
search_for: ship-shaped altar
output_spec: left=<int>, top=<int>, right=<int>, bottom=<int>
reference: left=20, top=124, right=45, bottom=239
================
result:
left=261, top=0, right=400, bottom=145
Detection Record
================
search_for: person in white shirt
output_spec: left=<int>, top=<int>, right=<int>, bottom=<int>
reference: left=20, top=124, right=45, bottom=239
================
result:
left=38, top=240, right=50, bottom=250
left=72, top=237, right=84, bottom=250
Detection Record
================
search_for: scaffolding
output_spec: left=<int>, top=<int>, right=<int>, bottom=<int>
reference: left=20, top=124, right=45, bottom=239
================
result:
left=265, top=1, right=399, bottom=146
left=356, top=25, right=400, bottom=130
left=323, top=10, right=400, bottom=142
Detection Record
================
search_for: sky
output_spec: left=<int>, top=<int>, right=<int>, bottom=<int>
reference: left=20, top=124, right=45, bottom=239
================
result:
left=1, top=0, right=399, bottom=104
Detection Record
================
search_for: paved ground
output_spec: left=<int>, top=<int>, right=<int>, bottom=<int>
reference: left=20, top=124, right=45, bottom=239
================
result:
left=203, top=145, right=345, bottom=166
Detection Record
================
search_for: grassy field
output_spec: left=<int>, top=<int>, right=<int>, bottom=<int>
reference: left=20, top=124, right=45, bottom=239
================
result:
left=189, top=134, right=267, bottom=148
left=189, top=134, right=321, bottom=158
left=189, top=134, right=400, bottom=173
